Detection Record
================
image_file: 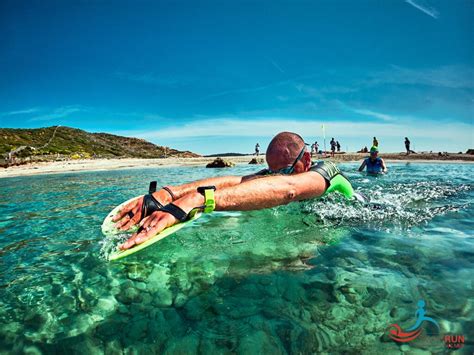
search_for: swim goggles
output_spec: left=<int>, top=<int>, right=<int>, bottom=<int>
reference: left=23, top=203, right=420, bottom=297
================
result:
left=268, top=143, right=309, bottom=175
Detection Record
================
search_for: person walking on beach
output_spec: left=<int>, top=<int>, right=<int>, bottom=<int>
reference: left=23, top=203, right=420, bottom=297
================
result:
left=330, top=138, right=336, bottom=157
left=373, top=137, right=379, bottom=148
left=255, top=143, right=260, bottom=157
left=405, top=137, right=415, bottom=155
left=336, top=141, right=341, bottom=152
left=113, top=132, right=355, bottom=250
left=314, top=141, right=319, bottom=155
left=358, top=147, right=387, bottom=174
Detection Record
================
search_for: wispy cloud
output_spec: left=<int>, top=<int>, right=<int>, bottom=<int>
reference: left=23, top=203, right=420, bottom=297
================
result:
left=29, top=105, right=86, bottom=122
left=1, top=107, right=41, bottom=116
left=405, top=0, right=439, bottom=19
left=196, top=79, right=294, bottom=103
left=196, top=74, right=322, bottom=103
left=268, top=58, right=285, bottom=74
left=351, top=108, right=396, bottom=121
left=293, top=83, right=358, bottom=99
left=115, top=71, right=196, bottom=87
left=119, top=117, right=472, bottom=143
left=366, top=65, right=474, bottom=89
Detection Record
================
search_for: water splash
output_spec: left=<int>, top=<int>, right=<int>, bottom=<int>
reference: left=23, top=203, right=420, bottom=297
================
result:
left=98, top=233, right=129, bottom=260
left=303, top=181, right=471, bottom=229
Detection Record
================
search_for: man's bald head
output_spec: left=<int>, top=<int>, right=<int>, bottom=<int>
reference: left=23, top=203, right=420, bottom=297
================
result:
left=266, top=132, right=306, bottom=171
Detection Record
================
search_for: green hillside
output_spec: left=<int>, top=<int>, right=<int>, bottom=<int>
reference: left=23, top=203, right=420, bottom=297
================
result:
left=0, top=126, right=199, bottom=159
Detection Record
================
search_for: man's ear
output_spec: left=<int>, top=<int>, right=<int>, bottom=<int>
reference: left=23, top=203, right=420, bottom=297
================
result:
left=303, top=151, right=312, bottom=170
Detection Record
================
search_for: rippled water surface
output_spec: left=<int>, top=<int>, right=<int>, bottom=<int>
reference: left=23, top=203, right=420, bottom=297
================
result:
left=0, top=163, right=473, bottom=354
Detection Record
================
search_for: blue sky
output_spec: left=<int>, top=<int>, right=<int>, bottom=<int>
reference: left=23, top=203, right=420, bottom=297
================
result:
left=0, top=0, right=472, bottom=154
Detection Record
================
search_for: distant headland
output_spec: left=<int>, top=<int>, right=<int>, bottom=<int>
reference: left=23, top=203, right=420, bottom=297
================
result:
left=0, top=126, right=200, bottom=167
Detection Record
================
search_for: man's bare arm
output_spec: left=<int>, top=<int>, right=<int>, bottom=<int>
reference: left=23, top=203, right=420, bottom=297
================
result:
left=358, top=160, right=366, bottom=172
left=120, top=171, right=327, bottom=249
left=214, top=171, right=327, bottom=210
left=166, top=175, right=254, bottom=200
left=114, top=174, right=256, bottom=228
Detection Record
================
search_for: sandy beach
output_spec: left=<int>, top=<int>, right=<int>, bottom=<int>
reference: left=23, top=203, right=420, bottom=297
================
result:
left=1, top=153, right=473, bottom=179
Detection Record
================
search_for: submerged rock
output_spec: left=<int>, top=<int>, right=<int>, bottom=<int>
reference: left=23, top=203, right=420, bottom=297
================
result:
left=126, top=264, right=150, bottom=282
left=116, top=287, right=142, bottom=304
left=147, top=265, right=173, bottom=306
left=238, top=330, right=285, bottom=354
left=163, top=334, right=199, bottom=354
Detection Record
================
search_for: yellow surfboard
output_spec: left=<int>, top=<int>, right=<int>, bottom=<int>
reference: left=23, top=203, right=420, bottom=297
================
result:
left=102, top=197, right=201, bottom=261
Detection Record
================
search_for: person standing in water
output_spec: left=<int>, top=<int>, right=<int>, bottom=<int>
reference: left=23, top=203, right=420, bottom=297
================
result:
left=336, top=141, right=341, bottom=152
left=358, top=147, right=387, bottom=174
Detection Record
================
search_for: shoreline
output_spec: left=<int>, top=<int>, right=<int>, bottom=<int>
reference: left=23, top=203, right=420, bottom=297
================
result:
left=1, top=154, right=473, bottom=179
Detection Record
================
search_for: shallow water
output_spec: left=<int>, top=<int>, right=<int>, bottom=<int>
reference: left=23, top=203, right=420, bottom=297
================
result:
left=0, top=163, right=473, bottom=354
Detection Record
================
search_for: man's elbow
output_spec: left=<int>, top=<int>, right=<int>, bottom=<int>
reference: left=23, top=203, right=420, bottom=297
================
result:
left=285, top=188, right=298, bottom=202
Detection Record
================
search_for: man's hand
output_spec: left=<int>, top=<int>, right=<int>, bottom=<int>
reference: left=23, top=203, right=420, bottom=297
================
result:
left=119, top=211, right=177, bottom=250
left=119, top=192, right=204, bottom=250
left=112, top=189, right=172, bottom=231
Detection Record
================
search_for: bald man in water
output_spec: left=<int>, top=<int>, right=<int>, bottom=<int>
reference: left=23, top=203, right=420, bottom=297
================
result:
left=114, top=132, right=353, bottom=250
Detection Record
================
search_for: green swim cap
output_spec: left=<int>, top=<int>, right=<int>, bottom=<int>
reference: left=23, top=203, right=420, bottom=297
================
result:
left=370, top=146, right=378, bottom=153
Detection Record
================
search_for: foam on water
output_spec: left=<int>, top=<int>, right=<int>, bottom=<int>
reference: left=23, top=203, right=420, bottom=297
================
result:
left=303, top=180, right=471, bottom=230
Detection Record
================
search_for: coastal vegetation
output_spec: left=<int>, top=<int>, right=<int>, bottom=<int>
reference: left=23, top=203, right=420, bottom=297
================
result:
left=0, top=126, right=199, bottom=164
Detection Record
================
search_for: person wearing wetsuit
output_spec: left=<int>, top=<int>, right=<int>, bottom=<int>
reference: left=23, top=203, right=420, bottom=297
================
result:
left=358, top=147, right=387, bottom=174
left=114, top=132, right=356, bottom=250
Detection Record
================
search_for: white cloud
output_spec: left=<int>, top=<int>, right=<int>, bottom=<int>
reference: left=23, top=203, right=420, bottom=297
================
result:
left=119, top=117, right=473, bottom=143
left=405, top=0, right=439, bottom=19
left=29, top=106, right=85, bottom=122
left=351, top=108, right=396, bottom=121
left=370, top=65, right=473, bottom=89
left=1, top=107, right=40, bottom=116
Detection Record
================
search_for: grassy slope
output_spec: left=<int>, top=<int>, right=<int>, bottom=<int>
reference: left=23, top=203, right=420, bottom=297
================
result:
left=0, top=126, right=199, bottom=158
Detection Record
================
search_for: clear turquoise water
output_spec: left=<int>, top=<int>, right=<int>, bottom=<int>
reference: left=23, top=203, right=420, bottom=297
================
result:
left=0, top=163, right=473, bottom=354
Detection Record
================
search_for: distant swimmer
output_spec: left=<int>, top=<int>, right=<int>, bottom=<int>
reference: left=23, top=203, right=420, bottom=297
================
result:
left=113, top=132, right=357, bottom=250
left=358, top=147, right=387, bottom=174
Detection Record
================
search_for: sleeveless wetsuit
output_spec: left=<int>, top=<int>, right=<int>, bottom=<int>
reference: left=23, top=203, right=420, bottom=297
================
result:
left=255, top=161, right=354, bottom=199
left=365, top=157, right=383, bottom=174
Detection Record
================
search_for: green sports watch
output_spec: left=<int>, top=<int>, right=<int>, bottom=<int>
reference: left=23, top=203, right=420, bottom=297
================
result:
left=197, top=186, right=216, bottom=213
